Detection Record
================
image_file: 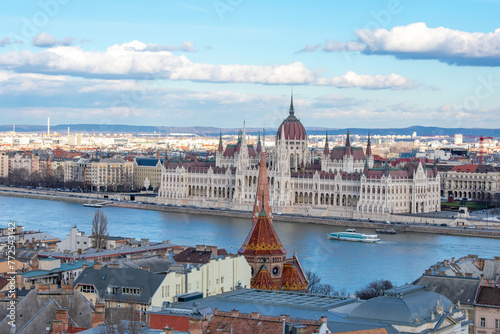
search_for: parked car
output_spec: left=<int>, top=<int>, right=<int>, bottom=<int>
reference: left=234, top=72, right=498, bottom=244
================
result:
left=468, top=225, right=476, bottom=229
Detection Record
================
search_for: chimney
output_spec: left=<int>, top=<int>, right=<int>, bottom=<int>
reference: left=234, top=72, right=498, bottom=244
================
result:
left=93, top=263, right=103, bottom=270
left=109, top=263, right=120, bottom=268
left=196, top=245, right=205, bottom=251
left=465, top=273, right=473, bottom=277
left=52, top=320, right=64, bottom=334
left=95, top=303, right=105, bottom=313
left=494, top=256, right=500, bottom=262
left=140, top=266, right=150, bottom=272
left=92, top=310, right=105, bottom=328
left=231, top=309, right=239, bottom=317
left=37, top=284, right=50, bottom=293
left=210, top=246, right=218, bottom=256
left=251, top=312, right=260, bottom=319
left=15, top=274, right=23, bottom=290
left=31, top=258, right=39, bottom=270
left=56, top=309, right=69, bottom=332
left=82, top=263, right=89, bottom=269
left=62, top=284, right=73, bottom=293
left=320, top=316, right=327, bottom=324
left=188, top=318, right=202, bottom=334
left=451, top=257, right=455, bottom=263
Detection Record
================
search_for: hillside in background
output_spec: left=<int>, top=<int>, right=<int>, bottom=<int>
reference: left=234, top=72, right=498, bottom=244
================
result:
left=1, top=124, right=499, bottom=137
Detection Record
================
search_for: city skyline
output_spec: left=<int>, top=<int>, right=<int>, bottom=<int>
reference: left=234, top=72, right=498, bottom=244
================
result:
left=0, top=1, right=499, bottom=129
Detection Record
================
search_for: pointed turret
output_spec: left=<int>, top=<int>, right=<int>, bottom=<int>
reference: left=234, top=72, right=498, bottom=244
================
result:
left=345, top=131, right=352, bottom=156
left=218, top=131, right=223, bottom=152
left=163, top=150, right=169, bottom=167
left=251, top=151, right=272, bottom=221
left=289, top=90, right=295, bottom=116
left=236, top=130, right=242, bottom=152
left=433, top=157, right=438, bottom=176
left=363, top=158, right=369, bottom=176
left=256, top=132, right=262, bottom=154
left=323, top=131, right=329, bottom=156
left=365, top=132, right=372, bottom=156
left=383, top=157, right=390, bottom=176
left=238, top=194, right=286, bottom=256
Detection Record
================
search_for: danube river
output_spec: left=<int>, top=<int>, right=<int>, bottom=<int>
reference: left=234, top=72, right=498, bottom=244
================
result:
left=2, top=196, right=500, bottom=294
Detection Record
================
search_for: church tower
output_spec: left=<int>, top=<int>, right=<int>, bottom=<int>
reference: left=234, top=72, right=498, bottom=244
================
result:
left=238, top=151, right=308, bottom=291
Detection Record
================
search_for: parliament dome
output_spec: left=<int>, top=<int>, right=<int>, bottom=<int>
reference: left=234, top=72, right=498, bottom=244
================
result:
left=277, top=95, right=307, bottom=141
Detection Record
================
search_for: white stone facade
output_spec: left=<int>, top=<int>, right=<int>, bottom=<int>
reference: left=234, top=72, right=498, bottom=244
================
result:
left=158, top=109, right=440, bottom=218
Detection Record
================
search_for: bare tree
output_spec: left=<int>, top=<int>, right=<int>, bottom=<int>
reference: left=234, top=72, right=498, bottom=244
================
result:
left=306, top=269, right=345, bottom=297
left=92, top=209, right=109, bottom=250
left=355, top=279, right=393, bottom=300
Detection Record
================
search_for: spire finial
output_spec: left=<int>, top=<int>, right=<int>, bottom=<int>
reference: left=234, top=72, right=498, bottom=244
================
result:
left=289, top=88, right=295, bottom=116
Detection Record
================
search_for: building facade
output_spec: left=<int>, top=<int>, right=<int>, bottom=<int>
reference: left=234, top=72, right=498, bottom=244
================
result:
left=86, top=158, right=133, bottom=191
left=158, top=97, right=441, bottom=218
left=439, top=164, right=500, bottom=203
left=0, top=153, right=8, bottom=179
left=474, top=283, right=500, bottom=334
left=133, top=158, right=164, bottom=191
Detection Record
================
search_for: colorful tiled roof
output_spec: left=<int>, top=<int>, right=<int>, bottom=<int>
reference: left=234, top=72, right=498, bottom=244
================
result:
left=251, top=265, right=278, bottom=290
left=281, top=255, right=308, bottom=291
left=238, top=207, right=286, bottom=256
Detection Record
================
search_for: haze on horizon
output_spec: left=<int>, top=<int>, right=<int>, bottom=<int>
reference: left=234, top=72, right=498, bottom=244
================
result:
left=0, top=0, right=499, bottom=130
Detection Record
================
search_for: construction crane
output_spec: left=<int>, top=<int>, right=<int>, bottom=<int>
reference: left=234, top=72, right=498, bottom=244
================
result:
left=462, top=135, right=495, bottom=164
left=478, top=136, right=494, bottom=164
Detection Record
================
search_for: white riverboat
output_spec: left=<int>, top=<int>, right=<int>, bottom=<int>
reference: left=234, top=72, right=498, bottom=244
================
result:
left=83, top=203, right=103, bottom=208
left=327, top=231, right=380, bottom=243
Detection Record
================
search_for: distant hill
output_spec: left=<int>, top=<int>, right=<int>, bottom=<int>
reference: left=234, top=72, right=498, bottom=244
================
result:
left=1, top=124, right=499, bottom=138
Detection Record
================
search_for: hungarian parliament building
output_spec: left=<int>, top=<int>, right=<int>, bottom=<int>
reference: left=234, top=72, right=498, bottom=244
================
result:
left=158, top=97, right=441, bottom=218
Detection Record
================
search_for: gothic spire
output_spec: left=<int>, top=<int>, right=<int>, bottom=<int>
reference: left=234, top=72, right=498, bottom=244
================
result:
left=323, top=131, right=329, bottom=156
left=345, top=130, right=352, bottom=156
left=218, top=131, right=223, bottom=152
left=252, top=151, right=272, bottom=222
left=256, top=131, right=262, bottom=153
left=365, top=132, right=372, bottom=156
left=289, top=89, right=295, bottom=116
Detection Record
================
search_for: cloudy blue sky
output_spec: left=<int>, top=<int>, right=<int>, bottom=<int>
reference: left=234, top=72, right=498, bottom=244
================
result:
left=0, top=0, right=499, bottom=129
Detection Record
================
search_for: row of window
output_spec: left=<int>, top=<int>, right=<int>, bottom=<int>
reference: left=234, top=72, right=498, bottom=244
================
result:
left=105, top=286, right=142, bottom=295
left=480, top=318, right=500, bottom=328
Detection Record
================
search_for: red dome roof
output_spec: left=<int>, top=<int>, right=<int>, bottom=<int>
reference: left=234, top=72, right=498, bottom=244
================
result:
left=276, top=95, right=307, bottom=140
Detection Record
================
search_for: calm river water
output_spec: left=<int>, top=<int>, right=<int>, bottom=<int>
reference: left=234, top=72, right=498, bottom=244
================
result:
left=1, top=196, right=499, bottom=294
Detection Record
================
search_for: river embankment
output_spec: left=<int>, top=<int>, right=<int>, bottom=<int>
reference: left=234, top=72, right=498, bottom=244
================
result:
left=1, top=186, right=499, bottom=239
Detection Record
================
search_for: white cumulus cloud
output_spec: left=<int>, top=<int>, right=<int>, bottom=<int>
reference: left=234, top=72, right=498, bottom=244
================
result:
left=356, top=22, right=500, bottom=66
left=299, top=23, right=500, bottom=66
left=0, top=40, right=414, bottom=89
left=32, top=33, right=76, bottom=47
left=0, top=37, right=23, bottom=47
